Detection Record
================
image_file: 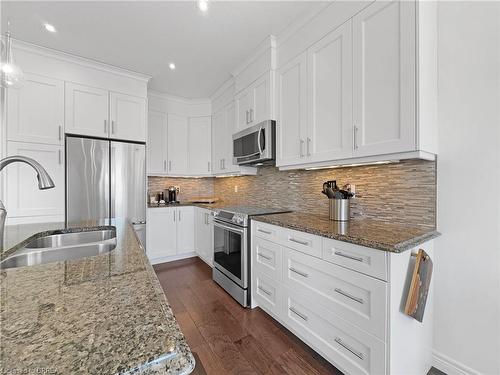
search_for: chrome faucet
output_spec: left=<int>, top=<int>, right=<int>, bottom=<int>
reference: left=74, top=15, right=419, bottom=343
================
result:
left=0, top=156, right=55, bottom=251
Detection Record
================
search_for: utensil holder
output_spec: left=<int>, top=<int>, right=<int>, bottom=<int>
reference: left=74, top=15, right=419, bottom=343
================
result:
left=329, top=199, right=350, bottom=221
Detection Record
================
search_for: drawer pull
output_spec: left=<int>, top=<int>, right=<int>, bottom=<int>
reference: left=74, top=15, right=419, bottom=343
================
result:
left=257, top=252, right=272, bottom=261
left=289, top=307, right=308, bottom=321
left=289, top=237, right=309, bottom=246
left=334, top=250, right=364, bottom=263
left=334, top=337, right=364, bottom=360
left=258, top=228, right=272, bottom=235
left=334, top=288, right=364, bottom=304
left=258, top=286, right=272, bottom=296
left=289, top=267, right=308, bottom=278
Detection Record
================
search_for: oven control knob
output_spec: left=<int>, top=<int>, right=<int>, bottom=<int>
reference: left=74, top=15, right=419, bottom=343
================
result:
left=234, top=216, right=244, bottom=225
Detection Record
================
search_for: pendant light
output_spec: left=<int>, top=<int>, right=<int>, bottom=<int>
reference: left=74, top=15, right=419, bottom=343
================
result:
left=1, top=23, right=25, bottom=89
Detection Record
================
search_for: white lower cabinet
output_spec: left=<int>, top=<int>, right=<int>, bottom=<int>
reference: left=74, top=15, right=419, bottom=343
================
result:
left=146, top=207, right=195, bottom=263
left=5, top=141, right=64, bottom=223
left=195, top=208, right=213, bottom=266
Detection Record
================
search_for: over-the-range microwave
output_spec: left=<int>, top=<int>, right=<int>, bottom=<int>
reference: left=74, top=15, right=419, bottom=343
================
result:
left=232, top=120, right=276, bottom=165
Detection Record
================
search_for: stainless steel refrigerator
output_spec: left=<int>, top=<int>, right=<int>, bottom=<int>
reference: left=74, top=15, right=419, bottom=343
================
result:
left=65, top=136, right=146, bottom=243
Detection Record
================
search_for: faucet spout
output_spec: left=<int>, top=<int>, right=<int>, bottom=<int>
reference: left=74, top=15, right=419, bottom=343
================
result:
left=0, top=155, right=56, bottom=251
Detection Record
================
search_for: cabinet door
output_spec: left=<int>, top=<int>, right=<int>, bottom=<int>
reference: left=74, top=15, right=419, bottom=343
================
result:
left=211, top=110, right=225, bottom=174
left=166, top=114, right=188, bottom=175
left=109, top=92, right=146, bottom=142
left=307, top=21, right=353, bottom=162
left=195, top=209, right=213, bottom=266
left=188, top=116, right=212, bottom=175
left=65, top=82, right=109, bottom=138
left=7, top=73, right=64, bottom=145
left=223, top=102, right=240, bottom=173
left=276, top=53, right=308, bottom=167
left=147, top=110, right=168, bottom=175
left=235, top=89, right=251, bottom=130
left=5, top=141, right=64, bottom=221
left=251, top=73, right=271, bottom=124
left=177, top=207, right=195, bottom=254
left=146, top=208, right=177, bottom=260
left=353, top=0, right=416, bottom=157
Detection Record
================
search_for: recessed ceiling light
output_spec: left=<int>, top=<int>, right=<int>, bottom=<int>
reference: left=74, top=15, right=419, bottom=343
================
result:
left=198, top=0, right=208, bottom=12
left=44, top=23, right=56, bottom=33
left=169, top=63, right=176, bottom=70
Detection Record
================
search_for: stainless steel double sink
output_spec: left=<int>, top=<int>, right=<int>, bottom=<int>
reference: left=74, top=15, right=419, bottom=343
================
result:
left=1, top=228, right=117, bottom=270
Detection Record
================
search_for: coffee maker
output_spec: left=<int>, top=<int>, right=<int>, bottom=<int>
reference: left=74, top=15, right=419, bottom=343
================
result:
left=167, top=186, right=179, bottom=204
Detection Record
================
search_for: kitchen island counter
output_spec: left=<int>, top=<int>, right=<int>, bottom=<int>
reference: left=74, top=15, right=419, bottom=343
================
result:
left=0, top=219, right=195, bottom=374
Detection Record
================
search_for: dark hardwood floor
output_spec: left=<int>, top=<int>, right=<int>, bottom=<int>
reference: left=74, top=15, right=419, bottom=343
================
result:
left=154, top=257, right=343, bottom=375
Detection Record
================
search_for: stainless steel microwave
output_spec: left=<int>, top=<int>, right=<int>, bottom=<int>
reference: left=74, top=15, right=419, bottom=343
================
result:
left=232, top=120, right=276, bottom=165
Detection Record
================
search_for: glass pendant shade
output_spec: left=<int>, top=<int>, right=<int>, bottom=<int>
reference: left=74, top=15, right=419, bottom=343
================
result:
left=1, top=31, right=25, bottom=89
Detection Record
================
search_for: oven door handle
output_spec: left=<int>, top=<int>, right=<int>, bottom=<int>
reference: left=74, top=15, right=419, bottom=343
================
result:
left=213, top=221, right=246, bottom=234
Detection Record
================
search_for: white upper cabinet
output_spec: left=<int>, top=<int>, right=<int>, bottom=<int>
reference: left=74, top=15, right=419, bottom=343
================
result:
left=235, top=72, right=273, bottom=130
left=235, top=89, right=252, bottom=130
left=188, top=116, right=212, bottom=175
left=352, top=0, right=416, bottom=157
left=276, top=53, right=307, bottom=167
left=211, top=109, right=226, bottom=175
left=307, top=20, right=353, bottom=162
left=166, top=114, right=188, bottom=175
left=65, top=82, right=109, bottom=138
left=147, top=109, right=168, bottom=175
left=109, top=92, right=146, bottom=142
left=7, top=73, right=64, bottom=145
left=5, top=141, right=64, bottom=222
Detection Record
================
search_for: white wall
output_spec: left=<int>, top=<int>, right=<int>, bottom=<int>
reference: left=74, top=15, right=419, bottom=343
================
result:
left=434, top=2, right=500, bottom=374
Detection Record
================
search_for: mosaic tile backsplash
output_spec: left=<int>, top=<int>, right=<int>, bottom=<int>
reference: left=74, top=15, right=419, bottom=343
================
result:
left=148, top=159, right=436, bottom=228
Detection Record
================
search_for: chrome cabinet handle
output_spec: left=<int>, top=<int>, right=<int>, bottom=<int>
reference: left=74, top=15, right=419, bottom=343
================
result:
left=222, top=159, right=225, bottom=170
left=258, top=286, right=272, bottom=296
left=289, top=307, right=308, bottom=321
left=353, top=125, right=359, bottom=149
left=289, top=237, right=309, bottom=246
left=334, top=250, right=364, bottom=263
left=205, top=212, right=208, bottom=225
left=58, top=149, right=62, bottom=165
left=173, top=210, right=176, bottom=222
left=257, top=252, right=272, bottom=261
left=111, top=120, right=116, bottom=134
left=300, top=139, right=305, bottom=157
left=163, top=160, right=167, bottom=171
left=245, top=110, right=249, bottom=124
left=208, top=161, right=210, bottom=172
left=104, top=120, right=108, bottom=134
left=257, top=228, right=272, bottom=235
left=334, top=337, right=364, bottom=360
left=178, top=210, right=181, bottom=221
left=307, top=137, right=311, bottom=156
left=169, top=161, right=172, bottom=171
left=334, top=288, right=364, bottom=304
left=249, top=108, right=253, bottom=123
left=289, top=267, right=308, bottom=278
left=58, top=125, right=62, bottom=141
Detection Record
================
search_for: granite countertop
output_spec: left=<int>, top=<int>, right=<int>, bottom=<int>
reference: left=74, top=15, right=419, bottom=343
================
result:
left=252, top=212, right=440, bottom=253
left=0, top=219, right=195, bottom=375
left=147, top=201, right=228, bottom=210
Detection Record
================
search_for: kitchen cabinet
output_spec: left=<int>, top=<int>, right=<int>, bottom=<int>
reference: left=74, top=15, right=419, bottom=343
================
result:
left=146, top=206, right=195, bottom=262
left=195, top=208, right=213, bottom=266
left=4, top=141, right=64, bottom=222
left=6, top=73, right=64, bottom=145
left=65, top=82, right=109, bottom=138
left=235, top=72, right=273, bottom=130
left=211, top=101, right=240, bottom=174
left=166, top=114, right=188, bottom=175
left=147, top=109, right=168, bottom=175
left=109, top=92, right=146, bottom=142
left=188, top=116, right=212, bottom=175
left=352, top=0, right=415, bottom=157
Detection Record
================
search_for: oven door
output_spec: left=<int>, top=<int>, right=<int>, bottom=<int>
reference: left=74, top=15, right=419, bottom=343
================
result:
left=213, top=220, right=248, bottom=288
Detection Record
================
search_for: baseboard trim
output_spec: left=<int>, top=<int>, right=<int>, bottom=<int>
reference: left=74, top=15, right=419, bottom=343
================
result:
left=433, top=350, right=483, bottom=375
left=149, top=252, right=197, bottom=265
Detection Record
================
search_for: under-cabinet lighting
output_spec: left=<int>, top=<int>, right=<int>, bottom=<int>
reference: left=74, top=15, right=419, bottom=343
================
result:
left=44, top=23, right=56, bottom=33
left=304, top=160, right=399, bottom=171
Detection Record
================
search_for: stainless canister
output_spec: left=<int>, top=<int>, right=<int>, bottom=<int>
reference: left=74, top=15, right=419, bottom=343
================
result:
left=329, top=199, right=350, bottom=221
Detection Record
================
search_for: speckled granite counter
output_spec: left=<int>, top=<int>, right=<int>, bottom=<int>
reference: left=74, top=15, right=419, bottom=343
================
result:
left=147, top=201, right=228, bottom=210
left=0, top=219, right=195, bottom=374
left=252, top=212, right=440, bottom=253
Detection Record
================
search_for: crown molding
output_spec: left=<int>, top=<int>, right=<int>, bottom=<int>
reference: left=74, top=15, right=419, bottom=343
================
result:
left=231, top=35, right=276, bottom=77
left=148, top=89, right=211, bottom=105
left=11, top=38, right=152, bottom=83
left=210, top=76, right=235, bottom=101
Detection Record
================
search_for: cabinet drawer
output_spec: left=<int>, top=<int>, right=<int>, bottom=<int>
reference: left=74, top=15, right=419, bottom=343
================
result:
left=253, top=237, right=282, bottom=281
left=283, top=289, right=386, bottom=375
left=322, top=238, right=388, bottom=281
left=253, top=272, right=282, bottom=317
left=253, top=221, right=281, bottom=243
left=283, top=248, right=387, bottom=341
left=281, top=228, right=322, bottom=258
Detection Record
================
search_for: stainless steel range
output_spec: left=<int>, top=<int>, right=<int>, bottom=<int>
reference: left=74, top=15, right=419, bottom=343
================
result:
left=212, top=206, right=289, bottom=307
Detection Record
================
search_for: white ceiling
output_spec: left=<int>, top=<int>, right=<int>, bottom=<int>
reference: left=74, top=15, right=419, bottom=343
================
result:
left=1, top=1, right=322, bottom=98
